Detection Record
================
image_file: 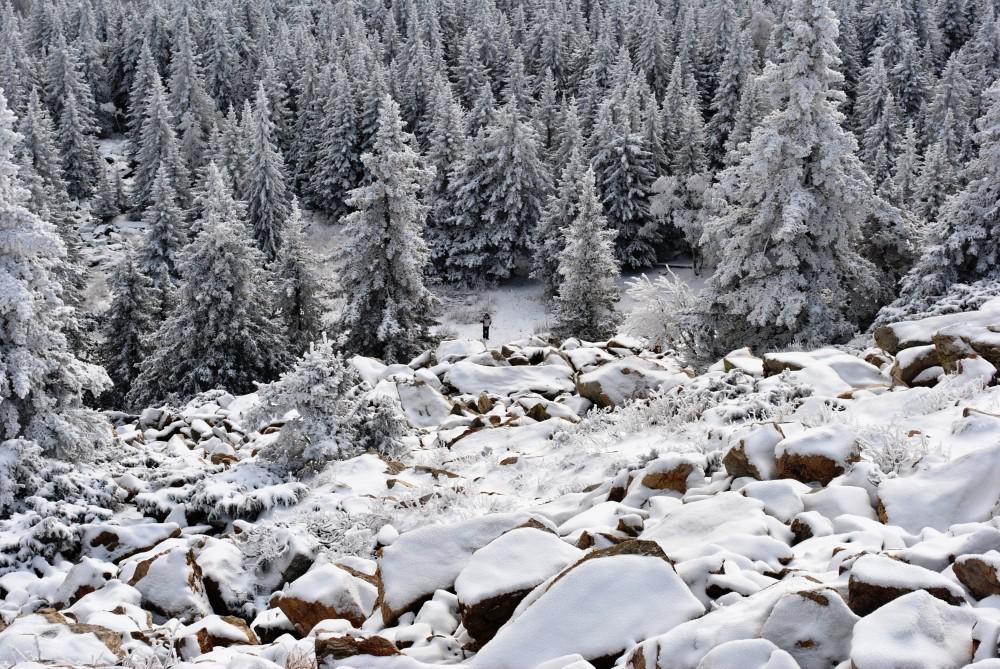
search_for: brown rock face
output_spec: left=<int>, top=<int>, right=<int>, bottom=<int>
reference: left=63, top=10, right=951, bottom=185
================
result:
left=191, top=617, right=259, bottom=653
left=954, top=556, right=1000, bottom=600
left=723, top=443, right=762, bottom=480
left=777, top=452, right=853, bottom=486
left=847, top=577, right=963, bottom=616
left=461, top=587, right=534, bottom=650
left=274, top=594, right=367, bottom=636
left=641, top=463, right=695, bottom=493
left=890, top=345, right=940, bottom=386
left=315, top=634, right=400, bottom=662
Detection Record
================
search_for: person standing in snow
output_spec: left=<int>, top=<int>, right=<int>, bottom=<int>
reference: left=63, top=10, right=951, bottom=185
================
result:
left=481, top=313, right=492, bottom=340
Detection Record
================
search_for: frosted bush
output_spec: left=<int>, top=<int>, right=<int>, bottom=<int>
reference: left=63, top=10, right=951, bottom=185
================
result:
left=621, top=270, right=701, bottom=355
left=248, top=338, right=366, bottom=476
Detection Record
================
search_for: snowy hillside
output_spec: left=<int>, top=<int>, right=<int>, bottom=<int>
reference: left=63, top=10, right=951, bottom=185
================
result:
left=5, top=297, right=1000, bottom=668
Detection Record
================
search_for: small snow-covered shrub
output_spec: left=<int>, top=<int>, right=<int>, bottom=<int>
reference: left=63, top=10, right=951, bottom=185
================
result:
left=248, top=338, right=366, bottom=476
left=188, top=462, right=308, bottom=521
left=0, top=439, right=120, bottom=572
left=351, top=394, right=412, bottom=461
left=857, top=422, right=937, bottom=477
left=621, top=270, right=702, bottom=355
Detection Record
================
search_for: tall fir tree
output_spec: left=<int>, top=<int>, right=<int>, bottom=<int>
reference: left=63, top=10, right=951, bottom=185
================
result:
left=312, top=65, right=362, bottom=217
left=447, top=101, right=550, bottom=284
left=138, top=162, right=187, bottom=283
left=551, top=166, right=621, bottom=340
left=533, top=145, right=589, bottom=299
left=0, top=90, right=110, bottom=460
left=700, top=0, right=882, bottom=352
left=334, top=96, right=438, bottom=362
left=128, top=170, right=290, bottom=407
left=133, top=72, right=189, bottom=210
left=589, top=99, right=658, bottom=269
left=101, top=251, right=161, bottom=407
left=898, top=81, right=1000, bottom=302
left=246, top=84, right=291, bottom=262
left=274, top=199, right=324, bottom=355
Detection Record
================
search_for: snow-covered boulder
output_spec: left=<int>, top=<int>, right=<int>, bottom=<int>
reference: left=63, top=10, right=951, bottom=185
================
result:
left=175, top=614, right=259, bottom=658
left=874, top=297, right=1000, bottom=354
left=396, top=379, right=454, bottom=428
left=723, top=423, right=785, bottom=480
left=721, top=348, right=765, bottom=376
left=273, top=562, right=378, bottom=634
left=890, top=344, right=941, bottom=386
left=775, top=425, right=859, bottom=485
left=760, top=589, right=858, bottom=669
left=694, top=639, right=799, bottom=669
left=762, top=348, right=888, bottom=395
left=445, top=360, right=575, bottom=398
left=377, top=513, right=531, bottom=625
left=953, top=551, right=1000, bottom=599
left=52, top=557, right=117, bottom=608
left=847, top=554, right=964, bottom=615
left=624, top=577, right=819, bottom=669
left=436, top=339, right=487, bottom=363
left=641, top=492, right=788, bottom=566
left=638, top=453, right=706, bottom=494
left=576, top=356, right=689, bottom=408
left=849, top=590, right=978, bottom=669
left=0, top=612, right=125, bottom=665
left=122, top=545, right=212, bottom=622
left=80, top=521, right=182, bottom=562
left=455, top=527, right=582, bottom=647
left=315, top=631, right=401, bottom=664
left=473, top=541, right=704, bottom=669
left=878, top=443, right=1000, bottom=532
left=195, top=536, right=253, bottom=618
left=738, top=480, right=809, bottom=523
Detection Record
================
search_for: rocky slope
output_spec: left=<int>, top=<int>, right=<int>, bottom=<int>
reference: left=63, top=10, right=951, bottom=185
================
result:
left=3, top=298, right=1000, bottom=668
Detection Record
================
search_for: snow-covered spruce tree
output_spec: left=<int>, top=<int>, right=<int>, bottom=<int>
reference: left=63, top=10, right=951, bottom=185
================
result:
left=707, top=27, right=755, bottom=167
left=101, top=251, right=161, bottom=407
left=334, top=96, right=438, bottom=363
left=127, top=171, right=290, bottom=408
left=0, top=91, right=111, bottom=460
left=246, top=84, right=291, bottom=262
left=447, top=101, right=550, bottom=284
left=699, top=0, right=882, bottom=353
left=913, top=132, right=958, bottom=222
left=888, top=123, right=922, bottom=207
left=311, top=65, right=362, bottom=218
left=589, top=99, right=658, bottom=270
left=133, top=72, right=189, bottom=211
left=887, top=80, right=1000, bottom=314
left=138, top=162, right=187, bottom=283
left=551, top=167, right=621, bottom=341
left=57, top=86, right=101, bottom=200
left=275, top=200, right=324, bottom=355
left=125, top=37, right=158, bottom=167
left=247, top=337, right=366, bottom=477
left=532, top=145, right=588, bottom=300
left=424, top=80, right=467, bottom=274
left=168, top=15, right=215, bottom=171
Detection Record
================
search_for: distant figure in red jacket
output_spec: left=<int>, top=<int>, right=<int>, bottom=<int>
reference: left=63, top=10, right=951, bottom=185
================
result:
left=481, top=313, right=492, bottom=340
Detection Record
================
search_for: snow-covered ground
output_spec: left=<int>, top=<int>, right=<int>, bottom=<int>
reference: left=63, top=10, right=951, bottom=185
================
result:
left=5, top=294, right=1000, bottom=668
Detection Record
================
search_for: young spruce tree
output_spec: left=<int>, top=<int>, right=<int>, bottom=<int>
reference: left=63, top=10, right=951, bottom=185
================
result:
left=552, top=167, right=621, bottom=340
